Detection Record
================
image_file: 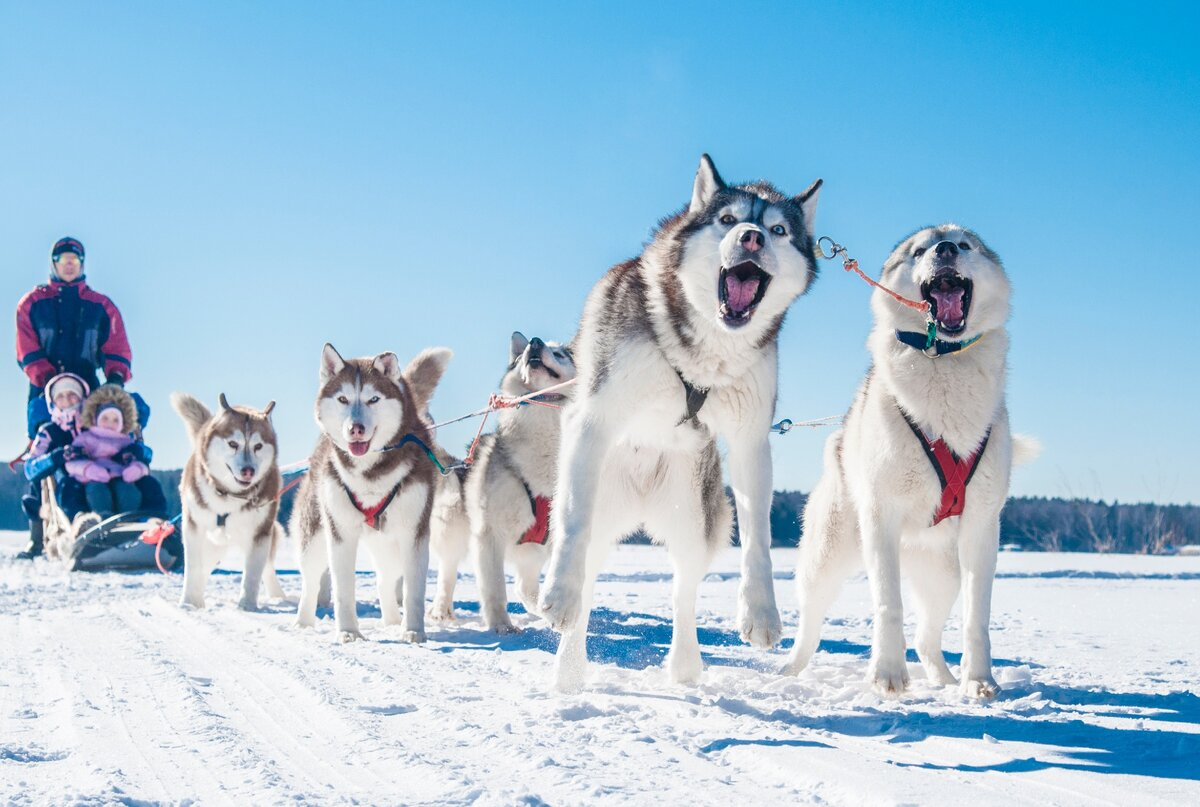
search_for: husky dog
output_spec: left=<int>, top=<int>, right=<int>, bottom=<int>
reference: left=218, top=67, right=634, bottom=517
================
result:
left=173, top=393, right=285, bottom=610
left=784, top=225, right=1032, bottom=700
left=539, top=155, right=822, bottom=687
left=431, top=331, right=577, bottom=631
left=292, top=344, right=451, bottom=643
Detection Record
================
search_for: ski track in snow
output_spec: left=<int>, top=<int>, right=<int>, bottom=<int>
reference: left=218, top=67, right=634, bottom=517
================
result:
left=1, top=532, right=1198, bottom=806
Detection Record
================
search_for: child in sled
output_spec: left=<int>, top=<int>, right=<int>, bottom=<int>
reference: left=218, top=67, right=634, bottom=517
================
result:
left=21, top=373, right=92, bottom=518
left=64, top=385, right=157, bottom=515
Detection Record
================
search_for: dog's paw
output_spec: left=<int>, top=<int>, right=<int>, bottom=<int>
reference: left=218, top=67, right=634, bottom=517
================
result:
left=293, top=615, right=316, bottom=630
left=780, top=653, right=810, bottom=677
left=961, top=676, right=1000, bottom=701
left=237, top=598, right=260, bottom=613
left=538, top=579, right=582, bottom=633
left=665, top=649, right=703, bottom=685
left=429, top=602, right=457, bottom=624
left=336, top=629, right=366, bottom=644
left=868, top=657, right=910, bottom=699
left=488, top=619, right=522, bottom=636
left=178, top=599, right=204, bottom=611
left=737, top=599, right=782, bottom=649
left=400, top=629, right=427, bottom=644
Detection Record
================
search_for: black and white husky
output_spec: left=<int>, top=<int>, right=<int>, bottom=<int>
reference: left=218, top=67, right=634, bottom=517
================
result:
left=172, top=393, right=285, bottom=610
left=430, top=331, right=576, bottom=631
left=539, top=155, right=822, bottom=687
left=784, top=225, right=1035, bottom=699
left=292, top=344, right=451, bottom=643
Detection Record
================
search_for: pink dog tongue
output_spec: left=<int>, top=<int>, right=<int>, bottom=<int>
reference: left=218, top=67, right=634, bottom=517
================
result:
left=725, top=274, right=760, bottom=313
left=931, top=287, right=965, bottom=325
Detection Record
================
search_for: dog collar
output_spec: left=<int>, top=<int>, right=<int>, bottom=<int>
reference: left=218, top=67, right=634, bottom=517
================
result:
left=895, top=324, right=984, bottom=358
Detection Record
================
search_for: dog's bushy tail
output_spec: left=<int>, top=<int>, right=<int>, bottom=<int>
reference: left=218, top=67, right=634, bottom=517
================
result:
left=1012, top=434, right=1042, bottom=467
left=171, top=393, right=213, bottom=445
left=403, top=347, right=453, bottom=414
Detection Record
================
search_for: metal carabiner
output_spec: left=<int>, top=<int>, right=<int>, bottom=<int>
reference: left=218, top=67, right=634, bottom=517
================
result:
left=815, top=236, right=846, bottom=261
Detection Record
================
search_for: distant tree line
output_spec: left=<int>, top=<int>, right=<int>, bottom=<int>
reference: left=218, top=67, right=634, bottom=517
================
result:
left=2, top=471, right=1195, bottom=554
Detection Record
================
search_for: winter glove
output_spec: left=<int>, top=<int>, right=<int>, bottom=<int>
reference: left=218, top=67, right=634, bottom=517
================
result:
left=62, top=445, right=82, bottom=463
left=105, top=372, right=126, bottom=387
left=119, top=443, right=150, bottom=464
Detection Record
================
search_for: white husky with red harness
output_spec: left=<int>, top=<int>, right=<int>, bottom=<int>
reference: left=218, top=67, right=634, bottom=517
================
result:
left=429, top=331, right=576, bottom=631
left=784, top=224, right=1037, bottom=699
left=291, top=344, right=452, bottom=643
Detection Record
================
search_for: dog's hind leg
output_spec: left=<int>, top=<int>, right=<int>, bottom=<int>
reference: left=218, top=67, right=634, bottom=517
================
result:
left=398, top=533, right=429, bottom=644
left=475, top=527, right=518, bottom=634
left=239, top=532, right=271, bottom=612
left=263, top=523, right=287, bottom=601
left=431, top=521, right=468, bottom=624
left=784, top=470, right=859, bottom=676
left=906, top=546, right=960, bottom=687
left=365, top=535, right=405, bottom=630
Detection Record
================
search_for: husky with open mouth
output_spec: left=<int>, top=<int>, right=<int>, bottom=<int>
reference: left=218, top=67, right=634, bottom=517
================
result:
left=173, top=393, right=286, bottom=611
left=428, top=331, right=576, bottom=631
left=784, top=224, right=1036, bottom=699
left=538, top=154, right=822, bottom=688
left=292, top=344, right=451, bottom=643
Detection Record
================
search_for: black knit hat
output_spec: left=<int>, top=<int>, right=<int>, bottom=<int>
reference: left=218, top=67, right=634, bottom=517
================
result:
left=51, top=237, right=85, bottom=261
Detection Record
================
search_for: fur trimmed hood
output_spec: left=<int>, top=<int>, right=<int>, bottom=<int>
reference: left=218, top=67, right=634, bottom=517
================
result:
left=80, top=384, right=140, bottom=434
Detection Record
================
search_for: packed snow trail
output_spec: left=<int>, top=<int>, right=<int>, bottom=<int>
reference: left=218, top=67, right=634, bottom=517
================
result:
left=2, top=533, right=1198, bottom=805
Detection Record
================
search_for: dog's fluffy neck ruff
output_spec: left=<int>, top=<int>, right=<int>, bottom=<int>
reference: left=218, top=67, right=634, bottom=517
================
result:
left=327, top=427, right=415, bottom=499
left=643, top=246, right=783, bottom=390
left=496, top=386, right=568, bottom=495
left=869, top=322, right=1008, bottom=458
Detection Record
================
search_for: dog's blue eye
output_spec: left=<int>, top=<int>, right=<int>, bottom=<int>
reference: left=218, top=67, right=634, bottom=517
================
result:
left=337, top=396, right=349, bottom=405
left=367, top=396, right=380, bottom=405
left=771, top=224, right=786, bottom=236
left=913, top=247, right=927, bottom=258
left=719, top=214, right=737, bottom=225
left=228, top=441, right=238, bottom=450
left=959, top=241, right=971, bottom=251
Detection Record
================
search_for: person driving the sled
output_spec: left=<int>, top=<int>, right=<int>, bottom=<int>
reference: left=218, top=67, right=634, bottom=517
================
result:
left=14, top=237, right=165, bottom=558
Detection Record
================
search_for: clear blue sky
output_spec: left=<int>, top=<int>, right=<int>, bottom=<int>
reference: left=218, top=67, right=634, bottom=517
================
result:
left=2, top=1, right=1197, bottom=505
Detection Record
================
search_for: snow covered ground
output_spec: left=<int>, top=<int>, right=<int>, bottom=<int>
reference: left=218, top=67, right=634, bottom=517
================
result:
left=2, top=529, right=1198, bottom=806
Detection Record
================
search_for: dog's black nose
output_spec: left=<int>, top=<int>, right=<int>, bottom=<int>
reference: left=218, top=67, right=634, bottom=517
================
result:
left=528, top=337, right=545, bottom=356
left=935, top=241, right=959, bottom=259
left=739, top=229, right=764, bottom=253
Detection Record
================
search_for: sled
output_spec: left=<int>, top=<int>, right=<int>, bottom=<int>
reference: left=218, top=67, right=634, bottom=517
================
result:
left=38, top=476, right=182, bottom=573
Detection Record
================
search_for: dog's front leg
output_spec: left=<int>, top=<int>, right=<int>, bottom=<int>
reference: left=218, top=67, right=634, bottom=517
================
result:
left=327, top=522, right=364, bottom=642
left=399, top=533, right=429, bottom=644
left=726, top=435, right=782, bottom=648
left=239, top=527, right=271, bottom=612
left=860, top=511, right=909, bottom=697
left=179, top=516, right=209, bottom=609
left=958, top=517, right=1000, bottom=699
left=539, top=412, right=607, bottom=632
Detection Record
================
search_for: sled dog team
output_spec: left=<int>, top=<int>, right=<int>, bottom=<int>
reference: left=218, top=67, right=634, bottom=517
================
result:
left=172, top=155, right=1028, bottom=701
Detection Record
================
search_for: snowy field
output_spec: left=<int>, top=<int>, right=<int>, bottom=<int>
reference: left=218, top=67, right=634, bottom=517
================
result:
left=1, top=530, right=1198, bottom=806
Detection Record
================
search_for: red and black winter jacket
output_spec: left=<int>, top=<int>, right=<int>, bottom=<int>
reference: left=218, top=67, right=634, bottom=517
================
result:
left=15, top=279, right=132, bottom=390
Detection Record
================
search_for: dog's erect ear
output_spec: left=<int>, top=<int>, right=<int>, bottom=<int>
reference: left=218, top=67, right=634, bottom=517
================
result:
left=510, top=331, right=529, bottom=362
left=218, top=392, right=234, bottom=413
left=171, top=392, right=213, bottom=445
left=402, top=347, right=453, bottom=413
left=372, top=352, right=402, bottom=384
left=262, top=400, right=276, bottom=417
left=689, top=153, right=726, bottom=216
left=321, top=343, right=345, bottom=384
left=794, top=178, right=822, bottom=238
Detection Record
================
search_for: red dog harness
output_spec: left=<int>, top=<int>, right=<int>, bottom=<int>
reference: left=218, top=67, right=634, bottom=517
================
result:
left=518, top=481, right=551, bottom=545
left=900, top=408, right=990, bottom=526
